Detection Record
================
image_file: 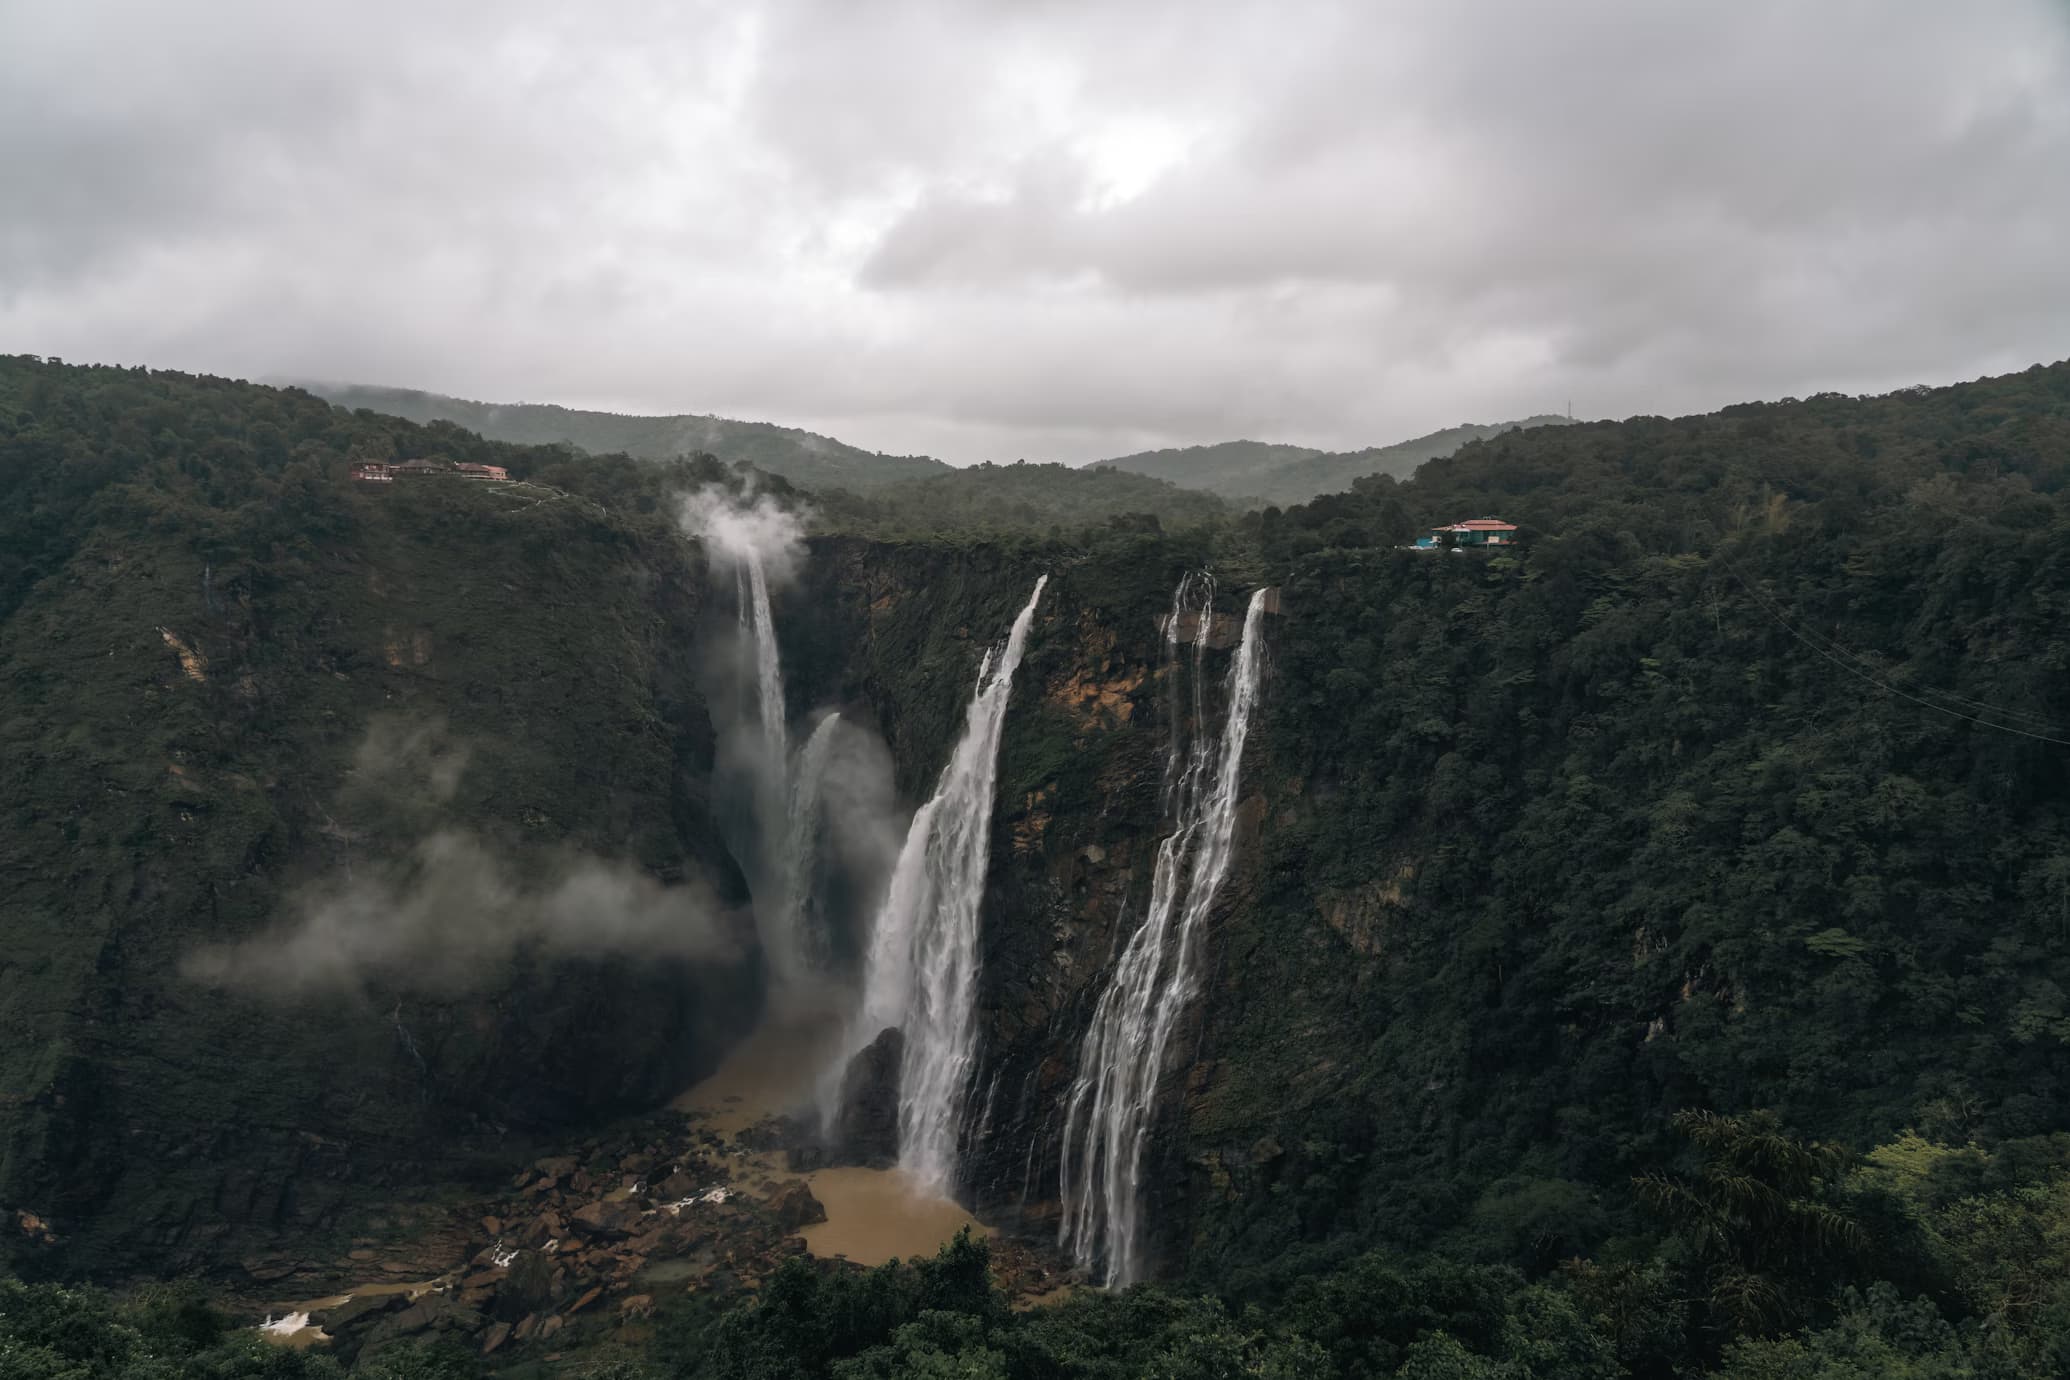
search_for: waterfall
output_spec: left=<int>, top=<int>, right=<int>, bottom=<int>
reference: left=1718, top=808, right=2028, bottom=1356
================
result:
left=843, top=574, right=1049, bottom=1189
left=1058, top=581, right=1269, bottom=1287
left=732, top=549, right=805, bottom=989
left=737, top=552, right=789, bottom=777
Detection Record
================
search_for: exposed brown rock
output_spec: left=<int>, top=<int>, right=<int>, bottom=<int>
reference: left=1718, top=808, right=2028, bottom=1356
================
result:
left=481, top=1321, right=511, bottom=1354
left=570, top=1199, right=634, bottom=1239
left=317, top=1292, right=408, bottom=1333
left=767, top=1181, right=827, bottom=1232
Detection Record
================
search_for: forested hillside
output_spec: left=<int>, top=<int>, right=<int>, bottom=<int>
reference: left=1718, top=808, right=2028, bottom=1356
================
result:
left=1089, top=438, right=1325, bottom=492
left=311, top=383, right=950, bottom=494
left=8, top=354, right=2070, bottom=1377
left=0, top=358, right=763, bottom=1281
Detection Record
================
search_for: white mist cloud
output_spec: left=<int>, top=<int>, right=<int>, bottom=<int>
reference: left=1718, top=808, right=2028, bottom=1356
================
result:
left=677, top=486, right=808, bottom=585
left=183, top=717, right=739, bottom=996
left=812, top=710, right=905, bottom=906
left=183, top=831, right=737, bottom=995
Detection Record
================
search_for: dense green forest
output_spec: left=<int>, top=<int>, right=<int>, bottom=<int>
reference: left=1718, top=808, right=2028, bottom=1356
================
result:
left=309, top=383, right=950, bottom=494
left=7, top=353, right=2070, bottom=1376
left=1093, top=415, right=1573, bottom=505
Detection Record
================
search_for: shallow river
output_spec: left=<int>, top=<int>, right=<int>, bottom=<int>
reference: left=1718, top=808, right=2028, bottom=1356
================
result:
left=671, top=1014, right=992, bottom=1267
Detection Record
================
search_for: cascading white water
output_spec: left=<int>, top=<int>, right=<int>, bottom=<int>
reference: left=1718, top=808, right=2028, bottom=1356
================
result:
left=1058, top=581, right=1269, bottom=1286
left=842, top=575, right=1049, bottom=1189
left=680, top=488, right=855, bottom=999
left=737, top=552, right=789, bottom=779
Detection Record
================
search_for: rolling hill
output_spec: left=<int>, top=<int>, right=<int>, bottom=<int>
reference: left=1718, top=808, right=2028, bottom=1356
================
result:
left=309, top=383, right=952, bottom=494
left=1094, top=415, right=1574, bottom=505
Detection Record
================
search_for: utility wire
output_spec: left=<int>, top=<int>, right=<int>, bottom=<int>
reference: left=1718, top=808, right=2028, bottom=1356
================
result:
left=1721, top=563, right=2070, bottom=748
left=1727, top=566, right=2069, bottom=731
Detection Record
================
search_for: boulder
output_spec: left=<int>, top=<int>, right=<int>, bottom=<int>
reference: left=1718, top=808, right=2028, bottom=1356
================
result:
left=481, top=1321, right=512, bottom=1354
left=494, top=1250, right=557, bottom=1322
left=522, top=1209, right=566, bottom=1247
left=829, top=1027, right=904, bottom=1168
left=570, top=1200, right=634, bottom=1239
left=316, top=1291, right=408, bottom=1334
left=767, top=1181, right=827, bottom=1232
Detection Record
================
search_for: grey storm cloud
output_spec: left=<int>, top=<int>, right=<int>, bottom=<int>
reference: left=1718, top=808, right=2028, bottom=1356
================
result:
left=2, top=0, right=2067, bottom=463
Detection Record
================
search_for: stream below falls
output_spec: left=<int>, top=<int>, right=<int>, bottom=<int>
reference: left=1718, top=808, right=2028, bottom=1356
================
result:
left=670, top=1017, right=992, bottom=1268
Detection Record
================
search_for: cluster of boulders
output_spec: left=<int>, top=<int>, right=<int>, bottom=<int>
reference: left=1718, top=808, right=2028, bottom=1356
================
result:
left=280, top=1112, right=825, bottom=1361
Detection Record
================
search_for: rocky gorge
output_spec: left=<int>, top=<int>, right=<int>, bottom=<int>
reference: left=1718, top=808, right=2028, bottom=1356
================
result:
left=11, top=356, right=2070, bottom=1375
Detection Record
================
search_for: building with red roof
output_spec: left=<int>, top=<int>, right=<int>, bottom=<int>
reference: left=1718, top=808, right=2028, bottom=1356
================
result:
left=1414, top=517, right=1518, bottom=549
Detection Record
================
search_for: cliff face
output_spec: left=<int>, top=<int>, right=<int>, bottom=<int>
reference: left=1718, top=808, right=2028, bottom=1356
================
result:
left=788, top=520, right=2070, bottom=1288
left=12, top=466, right=2066, bottom=1297
left=787, top=536, right=1268, bottom=1277
left=0, top=481, right=759, bottom=1280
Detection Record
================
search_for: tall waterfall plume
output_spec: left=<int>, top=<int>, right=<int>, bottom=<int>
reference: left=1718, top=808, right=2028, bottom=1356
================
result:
left=736, top=551, right=789, bottom=780
left=678, top=488, right=819, bottom=994
left=841, top=575, right=1049, bottom=1189
left=1058, top=580, right=1269, bottom=1286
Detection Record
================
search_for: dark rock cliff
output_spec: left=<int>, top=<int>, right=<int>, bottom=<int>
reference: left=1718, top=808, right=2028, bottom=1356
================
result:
left=0, top=483, right=760, bottom=1280
left=785, top=535, right=1271, bottom=1279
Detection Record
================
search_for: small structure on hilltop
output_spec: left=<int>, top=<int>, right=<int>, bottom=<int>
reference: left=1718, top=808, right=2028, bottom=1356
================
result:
left=1412, top=517, right=1518, bottom=551
left=349, top=458, right=514, bottom=486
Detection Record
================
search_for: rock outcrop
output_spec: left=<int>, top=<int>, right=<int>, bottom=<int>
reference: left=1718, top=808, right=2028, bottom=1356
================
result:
left=829, top=1027, right=905, bottom=1168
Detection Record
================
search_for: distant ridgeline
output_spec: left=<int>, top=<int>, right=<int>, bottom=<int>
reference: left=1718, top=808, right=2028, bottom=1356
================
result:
left=8, top=353, right=2070, bottom=1378
left=308, top=381, right=951, bottom=494
left=1091, top=414, right=1576, bottom=505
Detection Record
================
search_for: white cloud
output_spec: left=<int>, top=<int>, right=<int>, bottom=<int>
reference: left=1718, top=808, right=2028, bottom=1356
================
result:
left=2, top=0, right=2066, bottom=464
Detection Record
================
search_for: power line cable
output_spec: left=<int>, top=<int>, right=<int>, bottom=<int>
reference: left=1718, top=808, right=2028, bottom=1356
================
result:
left=1720, top=563, right=2070, bottom=748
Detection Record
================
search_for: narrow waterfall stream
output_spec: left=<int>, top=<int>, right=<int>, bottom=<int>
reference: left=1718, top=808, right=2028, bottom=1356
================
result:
left=737, top=550, right=789, bottom=776
left=841, top=575, right=1050, bottom=1190
left=1058, top=582, right=1269, bottom=1286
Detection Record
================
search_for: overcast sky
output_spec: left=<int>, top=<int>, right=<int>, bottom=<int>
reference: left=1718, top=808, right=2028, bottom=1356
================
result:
left=3, top=1, right=2067, bottom=464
